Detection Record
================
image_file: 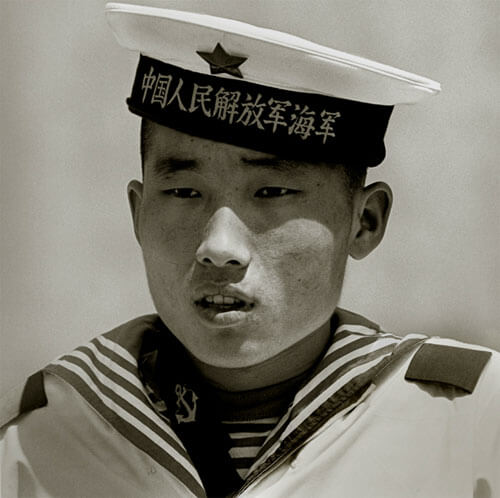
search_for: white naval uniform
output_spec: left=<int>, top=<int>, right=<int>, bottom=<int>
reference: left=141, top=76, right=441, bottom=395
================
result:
left=1, top=311, right=499, bottom=498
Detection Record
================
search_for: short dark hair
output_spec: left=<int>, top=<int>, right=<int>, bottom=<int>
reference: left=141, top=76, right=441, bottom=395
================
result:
left=140, top=118, right=367, bottom=195
left=139, top=117, right=153, bottom=174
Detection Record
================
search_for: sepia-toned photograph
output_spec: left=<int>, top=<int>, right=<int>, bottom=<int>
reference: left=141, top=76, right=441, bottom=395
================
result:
left=1, top=1, right=499, bottom=496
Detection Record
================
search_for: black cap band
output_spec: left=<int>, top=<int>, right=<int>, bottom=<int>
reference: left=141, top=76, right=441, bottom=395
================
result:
left=127, top=55, right=393, bottom=167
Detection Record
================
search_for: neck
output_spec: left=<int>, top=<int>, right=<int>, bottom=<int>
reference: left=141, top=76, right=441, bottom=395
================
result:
left=191, top=320, right=332, bottom=392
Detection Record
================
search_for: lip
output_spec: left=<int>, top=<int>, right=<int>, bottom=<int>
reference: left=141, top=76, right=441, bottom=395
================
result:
left=193, top=285, right=255, bottom=306
left=192, top=285, right=256, bottom=328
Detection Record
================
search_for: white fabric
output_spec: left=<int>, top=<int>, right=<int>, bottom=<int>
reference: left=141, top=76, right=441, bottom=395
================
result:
left=1, top=337, right=499, bottom=497
left=0, top=373, right=197, bottom=498
left=105, top=3, right=440, bottom=105
left=243, top=337, right=500, bottom=498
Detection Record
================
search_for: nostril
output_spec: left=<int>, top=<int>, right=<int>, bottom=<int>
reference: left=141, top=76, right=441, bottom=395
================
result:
left=201, top=257, right=242, bottom=266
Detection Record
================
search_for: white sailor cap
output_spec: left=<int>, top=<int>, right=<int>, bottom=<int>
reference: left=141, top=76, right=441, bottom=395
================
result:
left=106, top=3, right=441, bottom=167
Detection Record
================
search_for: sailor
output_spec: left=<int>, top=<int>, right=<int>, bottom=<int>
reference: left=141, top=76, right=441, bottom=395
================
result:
left=1, top=3, right=499, bottom=497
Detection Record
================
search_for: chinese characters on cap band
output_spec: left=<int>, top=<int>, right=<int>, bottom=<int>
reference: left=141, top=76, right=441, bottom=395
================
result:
left=141, top=65, right=341, bottom=144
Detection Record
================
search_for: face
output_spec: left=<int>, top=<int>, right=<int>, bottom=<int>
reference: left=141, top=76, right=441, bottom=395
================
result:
left=129, top=123, right=358, bottom=368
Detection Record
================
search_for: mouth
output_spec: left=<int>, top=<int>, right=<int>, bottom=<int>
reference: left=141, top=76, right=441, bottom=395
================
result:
left=195, top=294, right=254, bottom=313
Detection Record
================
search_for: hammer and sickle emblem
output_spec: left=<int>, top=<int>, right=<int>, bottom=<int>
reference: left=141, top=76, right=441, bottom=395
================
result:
left=175, top=384, right=199, bottom=424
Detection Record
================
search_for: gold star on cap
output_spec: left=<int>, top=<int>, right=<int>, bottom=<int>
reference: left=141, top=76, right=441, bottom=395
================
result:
left=196, top=43, right=247, bottom=79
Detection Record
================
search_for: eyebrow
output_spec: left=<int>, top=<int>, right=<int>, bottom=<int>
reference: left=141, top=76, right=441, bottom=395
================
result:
left=150, top=154, right=303, bottom=180
left=151, top=157, right=200, bottom=179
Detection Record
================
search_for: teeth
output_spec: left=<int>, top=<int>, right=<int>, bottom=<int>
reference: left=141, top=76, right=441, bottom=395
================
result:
left=204, top=294, right=242, bottom=305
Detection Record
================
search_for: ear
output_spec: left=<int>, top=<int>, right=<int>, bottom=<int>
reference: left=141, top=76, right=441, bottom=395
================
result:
left=127, top=180, right=144, bottom=244
left=348, top=181, right=392, bottom=260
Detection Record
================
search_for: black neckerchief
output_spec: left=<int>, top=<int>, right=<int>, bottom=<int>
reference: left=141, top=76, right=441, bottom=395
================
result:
left=139, top=326, right=243, bottom=497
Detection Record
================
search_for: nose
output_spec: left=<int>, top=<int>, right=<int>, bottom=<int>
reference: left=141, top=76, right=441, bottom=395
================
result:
left=196, top=207, right=251, bottom=268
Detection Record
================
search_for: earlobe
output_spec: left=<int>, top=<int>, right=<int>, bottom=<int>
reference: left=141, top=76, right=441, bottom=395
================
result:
left=349, top=182, right=392, bottom=260
left=127, top=180, right=144, bottom=244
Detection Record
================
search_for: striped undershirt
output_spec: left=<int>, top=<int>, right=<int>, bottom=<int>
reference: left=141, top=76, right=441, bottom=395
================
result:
left=221, top=417, right=280, bottom=479
left=203, top=366, right=316, bottom=480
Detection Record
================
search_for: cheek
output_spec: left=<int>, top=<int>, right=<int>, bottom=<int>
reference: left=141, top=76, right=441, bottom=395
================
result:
left=258, top=218, right=349, bottom=300
left=139, top=202, right=202, bottom=265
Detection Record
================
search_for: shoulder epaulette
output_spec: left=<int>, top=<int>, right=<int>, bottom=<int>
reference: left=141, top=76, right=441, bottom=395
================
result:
left=19, top=370, right=48, bottom=414
left=405, top=343, right=491, bottom=393
left=1, top=370, right=47, bottom=428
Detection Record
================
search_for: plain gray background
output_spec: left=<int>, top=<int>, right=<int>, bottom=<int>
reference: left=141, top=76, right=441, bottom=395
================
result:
left=1, top=0, right=499, bottom=399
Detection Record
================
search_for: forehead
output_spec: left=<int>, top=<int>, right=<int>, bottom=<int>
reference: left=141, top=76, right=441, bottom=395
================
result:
left=142, top=121, right=347, bottom=183
left=144, top=120, right=296, bottom=165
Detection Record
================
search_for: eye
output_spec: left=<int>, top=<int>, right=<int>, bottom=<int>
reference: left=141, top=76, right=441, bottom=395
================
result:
left=254, top=187, right=299, bottom=198
left=163, top=188, right=201, bottom=198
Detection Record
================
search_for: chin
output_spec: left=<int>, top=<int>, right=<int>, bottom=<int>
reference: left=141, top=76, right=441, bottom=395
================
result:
left=199, top=338, right=271, bottom=368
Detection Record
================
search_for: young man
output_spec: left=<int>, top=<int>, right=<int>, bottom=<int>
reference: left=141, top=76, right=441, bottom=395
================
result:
left=1, top=4, right=499, bottom=497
